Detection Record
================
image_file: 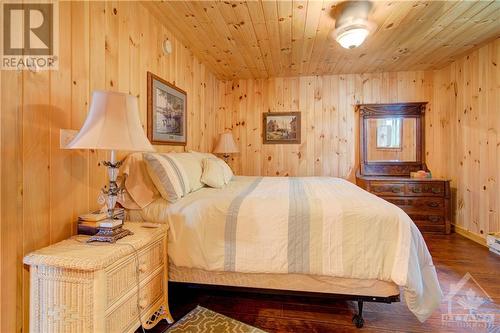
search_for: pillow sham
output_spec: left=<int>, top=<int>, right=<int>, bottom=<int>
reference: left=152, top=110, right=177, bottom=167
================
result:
left=170, top=152, right=203, bottom=192
left=119, top=152, right=160, bottom=210
left=200, top=158, right=226, bottom=188
left=143, top=153, right=190, bottom=202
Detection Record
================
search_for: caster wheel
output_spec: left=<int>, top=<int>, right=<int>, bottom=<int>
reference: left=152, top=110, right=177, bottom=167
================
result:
left=352, top=314, right=364, bottom=328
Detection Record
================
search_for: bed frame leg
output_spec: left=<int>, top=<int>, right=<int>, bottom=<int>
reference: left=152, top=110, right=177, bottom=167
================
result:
left=352, top=301, right=364, bottom=328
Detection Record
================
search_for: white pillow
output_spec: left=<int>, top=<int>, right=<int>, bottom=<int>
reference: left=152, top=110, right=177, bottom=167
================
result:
left=189, top=150, right=217, bottom=167
left=143, top=153, right=190, bottom=202
left=200, top=158, right=226, bottom=188
left=215, top=158, right=233, bottom=184
left=190, top=151, right=233, bottom=184
left=169, top=152, right=203, bottom=192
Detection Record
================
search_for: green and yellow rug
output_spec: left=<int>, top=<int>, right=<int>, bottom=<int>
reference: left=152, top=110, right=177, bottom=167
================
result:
left=165, top=306, right=266, bottom=333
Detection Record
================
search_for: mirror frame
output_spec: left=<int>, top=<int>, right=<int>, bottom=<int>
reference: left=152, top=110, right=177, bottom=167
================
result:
left=357, top=102, right=427, bottom=176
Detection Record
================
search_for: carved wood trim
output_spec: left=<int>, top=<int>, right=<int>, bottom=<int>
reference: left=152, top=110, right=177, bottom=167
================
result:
left=357, top=102, right=427, bottom=176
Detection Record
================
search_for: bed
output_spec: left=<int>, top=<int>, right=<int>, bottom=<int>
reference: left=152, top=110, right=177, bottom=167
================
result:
left=122, top=154, right=442, bottom=328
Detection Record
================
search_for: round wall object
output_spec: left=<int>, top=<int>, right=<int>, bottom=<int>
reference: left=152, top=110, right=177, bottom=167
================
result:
left=163, top=39, right=172, bottom=55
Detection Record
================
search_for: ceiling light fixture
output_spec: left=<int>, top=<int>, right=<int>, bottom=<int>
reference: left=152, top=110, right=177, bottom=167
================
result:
left=330, top=1, right=376, bottom=49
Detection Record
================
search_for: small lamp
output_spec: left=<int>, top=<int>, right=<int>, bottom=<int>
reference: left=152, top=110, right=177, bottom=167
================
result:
left=213, top=131, right=239, bottom=163
left=67, top=90, right=154, bottom=242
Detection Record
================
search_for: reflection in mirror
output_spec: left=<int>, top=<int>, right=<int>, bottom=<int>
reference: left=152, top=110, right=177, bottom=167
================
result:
left=367, top=117, right=417, bottom=162
left=376, top=118, right=401, bottom=148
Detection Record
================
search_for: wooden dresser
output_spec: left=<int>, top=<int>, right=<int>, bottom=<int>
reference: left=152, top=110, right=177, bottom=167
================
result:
left=355, top=102, right=451, bottom=234
left=356, top=175, right=451, bottom=234
left=24, top=222, right=173, bottom=333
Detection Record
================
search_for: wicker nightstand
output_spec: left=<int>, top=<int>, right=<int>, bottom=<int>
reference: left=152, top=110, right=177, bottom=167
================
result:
left=24, top=222, right=173, bottom=333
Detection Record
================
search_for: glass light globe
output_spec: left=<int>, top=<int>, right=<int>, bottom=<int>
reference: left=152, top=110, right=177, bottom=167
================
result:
left=336, top=28, right=370, bottom=49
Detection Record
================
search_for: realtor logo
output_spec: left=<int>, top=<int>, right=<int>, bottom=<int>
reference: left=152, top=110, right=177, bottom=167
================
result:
left=442, top=272, right=498, bottom=330
left=1, top=1, right=59, bottom=70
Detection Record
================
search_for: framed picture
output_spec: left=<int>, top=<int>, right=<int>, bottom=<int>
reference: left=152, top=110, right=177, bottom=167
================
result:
left=147, top=72, right=187, bottom=145
left=263, top=112, right=301, bottom=144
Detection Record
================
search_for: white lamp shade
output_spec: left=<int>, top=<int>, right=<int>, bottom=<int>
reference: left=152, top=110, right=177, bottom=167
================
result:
left=67, top=90, right=154, bottom=152
left=213, top=132, right=239, bottom=154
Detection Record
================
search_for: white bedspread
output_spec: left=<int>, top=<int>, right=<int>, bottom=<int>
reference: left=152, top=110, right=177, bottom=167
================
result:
left=142, top=176, right=442, bottom=322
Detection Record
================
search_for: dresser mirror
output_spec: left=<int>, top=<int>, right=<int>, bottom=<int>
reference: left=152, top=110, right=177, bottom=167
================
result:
left=357, top=102, right=427, bottom=176
left=366, top=117, right=417, bottom=162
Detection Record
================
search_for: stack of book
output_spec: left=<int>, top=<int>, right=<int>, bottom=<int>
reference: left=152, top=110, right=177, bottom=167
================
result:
left=77, top=208, right=125, bottom=235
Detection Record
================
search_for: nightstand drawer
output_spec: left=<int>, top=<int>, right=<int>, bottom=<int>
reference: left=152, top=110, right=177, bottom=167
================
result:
left=406, top=182, right=444, bottom=197
left=106, top=239, right=165, bottom=307
left=105, top=270, right=164, bottom=333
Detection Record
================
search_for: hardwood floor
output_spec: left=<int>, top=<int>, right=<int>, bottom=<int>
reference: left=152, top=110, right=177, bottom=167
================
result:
left=148, top=233, right=500, bottom=332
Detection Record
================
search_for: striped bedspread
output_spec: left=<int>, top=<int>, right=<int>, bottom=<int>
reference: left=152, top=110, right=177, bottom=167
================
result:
left=164, top=176, right=442, bottom=322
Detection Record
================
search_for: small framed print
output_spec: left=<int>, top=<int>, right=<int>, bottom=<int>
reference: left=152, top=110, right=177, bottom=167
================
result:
left=147, top=72, right=187, bottom=145
left=263, top=112, right=301, bottom=144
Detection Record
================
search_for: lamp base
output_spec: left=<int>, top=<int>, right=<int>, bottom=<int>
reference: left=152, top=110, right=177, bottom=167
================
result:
left=87, top=224, right=133, bottom=243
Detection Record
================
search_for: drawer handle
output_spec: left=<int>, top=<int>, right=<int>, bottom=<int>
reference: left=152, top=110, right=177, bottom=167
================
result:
left=391, top=187, right=401, bottom=193
left=139, top=298, right=148, bottom=309
left=428, top=216, right=440, bottom=222
left=412, top=187, right=422, bottom=193
left=431, top=188, right=441, bottom=194
left=138, top=264, right=147, bottom=273
left=428, top=202, right=439, bottom=208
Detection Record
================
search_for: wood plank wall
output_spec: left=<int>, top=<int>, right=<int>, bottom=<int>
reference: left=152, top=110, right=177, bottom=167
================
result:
left=0, top=2, right=497, bottom=331
left=433, top=38, right=499, bottom=239
left=216, top=71, right=441, bottom=181
left=0, top=2, right=218, bottom=332
left=215, top=38, right=499, bottom=241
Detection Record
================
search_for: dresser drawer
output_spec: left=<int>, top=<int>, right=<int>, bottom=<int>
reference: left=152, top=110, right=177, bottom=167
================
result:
left=409, top=214, right=445, bottom=232
left=369, top=182, right=405, bottom=196
left=357, top=176, right=450, bottom=234
left=382, top=197, right=444, bottom=214
left=409, top=214, right=443, bottom=223
left=105, top=270, right=164, bottom=333
left=406, top=182, right=445, bottom=197
left=105, top=239, right=164, bottom=307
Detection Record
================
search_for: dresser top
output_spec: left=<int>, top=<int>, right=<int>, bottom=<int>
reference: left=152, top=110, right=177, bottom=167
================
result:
left=23, top=222, right=167, bottom=271
left=357, top=175, right=450, bottom=182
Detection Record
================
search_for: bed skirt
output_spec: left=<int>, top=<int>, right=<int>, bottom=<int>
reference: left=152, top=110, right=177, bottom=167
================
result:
left=169, top=264, right=400, bottom=298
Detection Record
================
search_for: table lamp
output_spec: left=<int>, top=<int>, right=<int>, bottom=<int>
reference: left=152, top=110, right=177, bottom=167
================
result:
left=67, top=90, right=154, bottom=242
left=213, top=131, right=239, bottom=163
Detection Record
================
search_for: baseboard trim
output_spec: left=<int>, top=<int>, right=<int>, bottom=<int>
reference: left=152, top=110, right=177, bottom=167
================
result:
left=452, top=224, right=487, bottom=247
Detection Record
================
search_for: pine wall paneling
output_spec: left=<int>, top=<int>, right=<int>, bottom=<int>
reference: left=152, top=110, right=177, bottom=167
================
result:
left=218, top=71, right=438, bottom=180
left=215, top=38, right=499, bottom=241
left=0, top=2, right=498, bottom=331
left=433, top=39, right=499, bottom=240
left=0, top=2, right=219, bottom=332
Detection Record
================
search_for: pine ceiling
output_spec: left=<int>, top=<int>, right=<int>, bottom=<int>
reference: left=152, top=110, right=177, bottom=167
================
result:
left=144, top=1, right=500, bottom=79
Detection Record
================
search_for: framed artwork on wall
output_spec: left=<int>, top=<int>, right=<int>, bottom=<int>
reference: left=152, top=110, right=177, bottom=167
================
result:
left=147, top=72, right=187, bottom=145
left=263, top=112, right=301, bottom=144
